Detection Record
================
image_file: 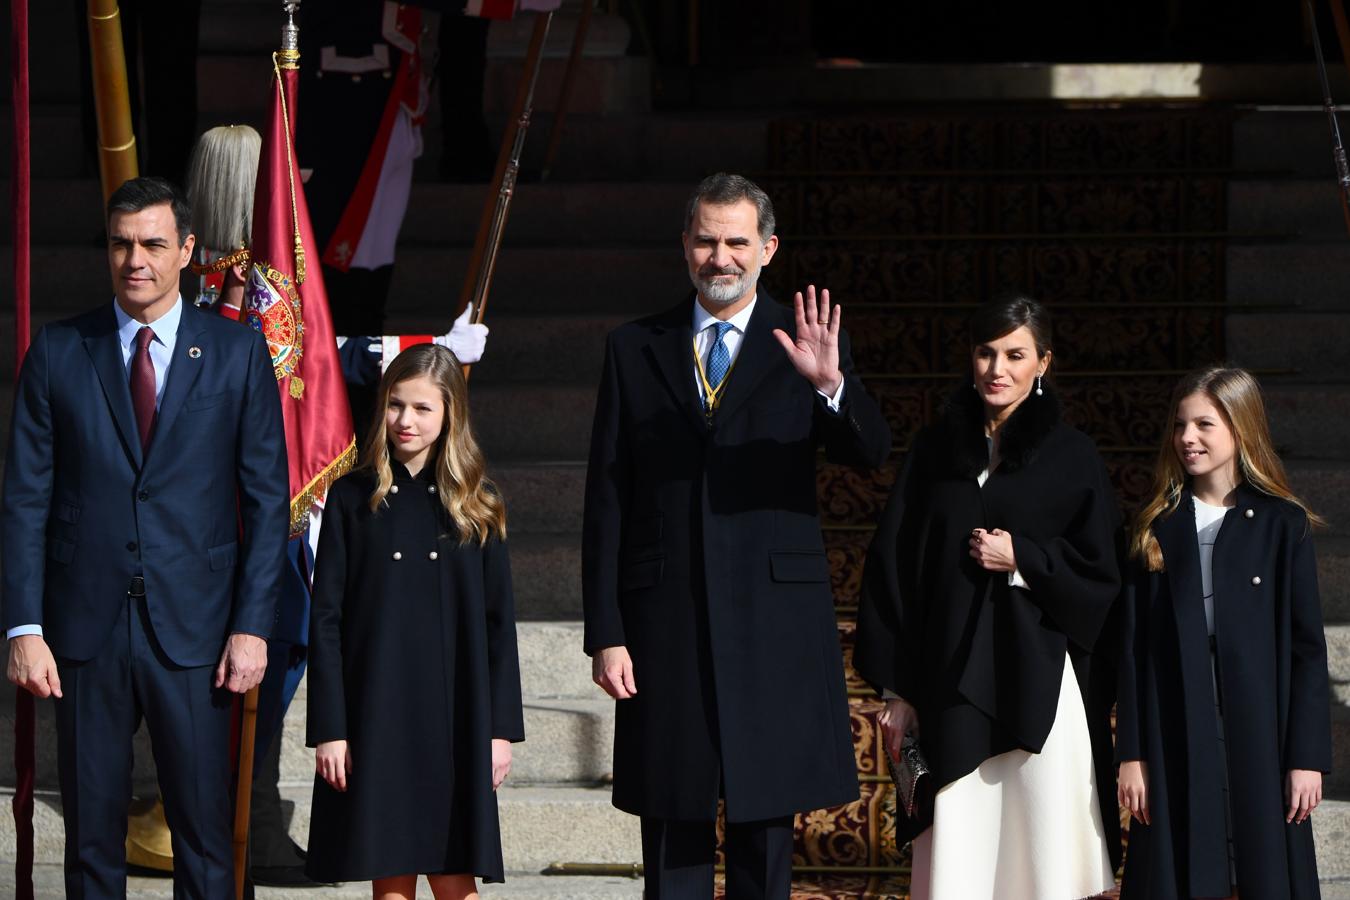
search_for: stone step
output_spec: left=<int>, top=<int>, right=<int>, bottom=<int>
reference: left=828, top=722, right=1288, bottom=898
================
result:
left=0, top=100, right=770, bottom=186
left=512, top=534, right=585, bottom=620
left=493, top=462, right=588, bottom=534
left=1319, top=538, right=1350, bottom=624
left=0, top=623, right=610, bottom=794
left=492, top=458, right=1350, bottom=540
left=0, top=866, right=646, bottom=899
left=0, top=246, right=686, bottom=323
left=1228, top=241, right=1350, bottom=310
left=466, top=379, right=1350, bottom=464
left=0, top=783, right=642, bottom=874
left=1229, top=178, right=1347, bottom=238
left=9, top=787, right=1350, bottom=884
left=1234, top=108, right=1350, bottom=179
left=1227, top=312, right=1350, bottom=382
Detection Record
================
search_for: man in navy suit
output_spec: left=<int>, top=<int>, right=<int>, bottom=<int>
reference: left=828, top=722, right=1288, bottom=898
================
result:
left=2, top=176, right=289, bottom=898
left=583, top=173, right=891, bottom=899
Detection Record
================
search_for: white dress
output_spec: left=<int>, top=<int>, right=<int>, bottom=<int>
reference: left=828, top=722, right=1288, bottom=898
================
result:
left=907, top=461, right=1116, bottom=900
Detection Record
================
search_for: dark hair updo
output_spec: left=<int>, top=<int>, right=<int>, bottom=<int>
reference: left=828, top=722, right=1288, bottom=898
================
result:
left=968, top=293, right=1052, bottom=358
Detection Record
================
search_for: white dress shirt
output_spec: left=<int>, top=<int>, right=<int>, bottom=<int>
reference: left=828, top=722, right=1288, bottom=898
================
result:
left=7, top=297, right=184, bottom=641
left=691, top=295, right=845, bottom=411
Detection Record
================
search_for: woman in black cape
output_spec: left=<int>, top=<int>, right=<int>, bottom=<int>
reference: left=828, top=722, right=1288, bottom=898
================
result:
left=854, top=295, right=1122, bottom=899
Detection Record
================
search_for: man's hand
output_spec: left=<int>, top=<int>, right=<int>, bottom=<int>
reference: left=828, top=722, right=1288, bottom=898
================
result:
left=7, top=635, right=62, bottom=699
left=1119, top=760, right=1150, bottom=825
left=214, top=633, right=267, bottom=693
left=877, top=696, right=919, bottom=763
left=436, top=303, right=490, bottom=365
left=491, top=738, right=512, bottom=791
left=1286, top=768, right=1323, bottom=824
left=592, top=645, right=637, bottom=699
left=316, top=740, right=351, bottom=792
left=772, top=284, right=843, bottom=396
left=969, top=528, right=1017, bottom=573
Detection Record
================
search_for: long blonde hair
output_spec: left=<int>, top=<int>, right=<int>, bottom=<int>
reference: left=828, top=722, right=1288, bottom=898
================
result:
left=359, top=344, right=507, bottom=544
left=1131, top=366, right=1322, bottom=571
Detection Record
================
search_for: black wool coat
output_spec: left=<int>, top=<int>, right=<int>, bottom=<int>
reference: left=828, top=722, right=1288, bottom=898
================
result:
left=306, top=467, right=524, bottom=883
left=854, top=387, right=1122, bottom=801
left=1117, top=485, right=1331, bottom=899
left=582, top=294, right=892, bottom=823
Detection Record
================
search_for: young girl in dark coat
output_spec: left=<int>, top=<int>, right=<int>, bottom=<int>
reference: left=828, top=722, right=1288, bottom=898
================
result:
left=1117, top=367, right=1331, bottom=900
left=305, top=344, right=524, bottom=899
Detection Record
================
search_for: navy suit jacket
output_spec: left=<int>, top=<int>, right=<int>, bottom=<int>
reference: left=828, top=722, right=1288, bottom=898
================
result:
left=1, top=301, right=290, bottom=667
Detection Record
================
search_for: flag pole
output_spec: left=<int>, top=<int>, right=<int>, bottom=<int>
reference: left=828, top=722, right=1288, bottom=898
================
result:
left=458, top=8, right=554, bottom=380
left=86, top=0, right=138, bottom=202
left=539, top=0, right=595, bottom=182
left=11, top=1, right=34, bottom=895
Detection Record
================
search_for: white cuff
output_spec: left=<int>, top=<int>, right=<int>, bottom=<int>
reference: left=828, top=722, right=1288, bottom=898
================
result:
left=1008, top=568, right=1028, bottom=589
left=7, top=624, right=43, bottom=640
left=816, top=379, right=845, bottom=413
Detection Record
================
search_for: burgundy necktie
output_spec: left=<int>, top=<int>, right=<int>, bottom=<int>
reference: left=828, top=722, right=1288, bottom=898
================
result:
left=130, top=326, right=157, bottom=451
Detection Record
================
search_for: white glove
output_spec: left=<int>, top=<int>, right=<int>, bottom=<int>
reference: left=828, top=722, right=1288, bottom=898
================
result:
left=435, top=303, right=489, bottom=364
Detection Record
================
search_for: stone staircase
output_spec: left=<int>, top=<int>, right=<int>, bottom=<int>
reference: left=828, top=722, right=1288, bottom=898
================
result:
left=3, top=2, right=1350, bottom=895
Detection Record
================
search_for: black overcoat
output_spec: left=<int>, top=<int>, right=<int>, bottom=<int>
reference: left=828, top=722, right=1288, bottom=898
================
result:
left=854, top=387, right=1122, bottom=814
left=305, top=466, right=524, bottom=882
left=582, top=294, right=892, bottom=822
left=1117, top=484, right=1331, bottom=899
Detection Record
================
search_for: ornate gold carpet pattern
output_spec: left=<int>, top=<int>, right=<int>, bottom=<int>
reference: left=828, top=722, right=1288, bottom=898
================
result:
left=747, top=105, right=1238, bottom=897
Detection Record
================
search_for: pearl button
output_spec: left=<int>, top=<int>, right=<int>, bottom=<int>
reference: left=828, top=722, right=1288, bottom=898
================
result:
left=1245, top=508, right=1254, bottom=518
left=428, top=485, right=437, bottom=494
left=1251, top=576, right=1261, bottom=586
left=390, top=485, right=399, bottom=494
left=428, top=551, right=438, bottom=561
left=392, top=551, right=402, bottom=561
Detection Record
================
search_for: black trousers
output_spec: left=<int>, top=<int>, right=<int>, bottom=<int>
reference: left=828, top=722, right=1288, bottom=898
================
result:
left=54, top=592, right=235, bottom=899
left=640, top=815, right=794, bottom=900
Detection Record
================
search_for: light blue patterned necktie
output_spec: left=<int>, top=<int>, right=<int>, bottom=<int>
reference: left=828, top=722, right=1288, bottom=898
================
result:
left=704, top=321, right=735, bottom=411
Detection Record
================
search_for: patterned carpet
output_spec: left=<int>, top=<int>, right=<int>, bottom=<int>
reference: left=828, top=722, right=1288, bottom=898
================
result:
left=746, top=104, right=1238, bottom=886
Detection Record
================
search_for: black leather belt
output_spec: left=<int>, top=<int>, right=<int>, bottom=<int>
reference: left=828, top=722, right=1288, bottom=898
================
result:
left=128, top=576, right=146, bottom=598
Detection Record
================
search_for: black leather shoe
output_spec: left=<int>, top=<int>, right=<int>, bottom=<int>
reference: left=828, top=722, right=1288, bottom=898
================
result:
left=250, top=864, right=332, bottom=888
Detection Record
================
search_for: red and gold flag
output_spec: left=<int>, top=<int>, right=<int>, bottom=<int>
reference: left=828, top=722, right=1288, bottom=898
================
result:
left=246, top=49, right=355, bottom=536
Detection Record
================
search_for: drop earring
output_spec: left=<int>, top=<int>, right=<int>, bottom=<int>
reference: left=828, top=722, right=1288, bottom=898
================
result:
left=1035, top=375, right=1044, bottom=396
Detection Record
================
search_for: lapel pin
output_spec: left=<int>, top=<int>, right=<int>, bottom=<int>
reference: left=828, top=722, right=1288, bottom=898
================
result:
left=188, top=346, right=203, bottom=359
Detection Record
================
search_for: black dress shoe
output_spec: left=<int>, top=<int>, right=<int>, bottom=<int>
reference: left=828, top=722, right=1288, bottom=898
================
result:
left=250, top=864, right=333, bottom=888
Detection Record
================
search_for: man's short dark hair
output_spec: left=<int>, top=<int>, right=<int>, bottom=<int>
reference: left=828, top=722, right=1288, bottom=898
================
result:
left=684, top=173, right=776, bottom=243
left=107, top=176, right=193, bottom=247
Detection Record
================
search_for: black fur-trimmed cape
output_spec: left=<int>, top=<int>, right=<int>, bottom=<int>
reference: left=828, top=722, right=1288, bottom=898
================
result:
left=854, top=384, right=1124, bottom=861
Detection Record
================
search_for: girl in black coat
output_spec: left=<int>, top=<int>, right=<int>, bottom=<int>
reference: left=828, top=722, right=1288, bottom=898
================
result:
left=855, top=296, right=1121, bottom=899
left=305, top=344, right=524, bottom=898
left=1117, top=367, right=1331, bottom=899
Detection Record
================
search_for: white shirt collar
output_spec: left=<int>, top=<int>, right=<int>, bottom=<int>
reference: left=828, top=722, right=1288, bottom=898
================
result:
left=692, top=293, right=757, bottom=337
left=114, top=295, right=184, bottom=353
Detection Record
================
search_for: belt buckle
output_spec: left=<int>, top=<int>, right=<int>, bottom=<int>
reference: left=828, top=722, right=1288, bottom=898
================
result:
left=128, top=576, right=146, bottom=598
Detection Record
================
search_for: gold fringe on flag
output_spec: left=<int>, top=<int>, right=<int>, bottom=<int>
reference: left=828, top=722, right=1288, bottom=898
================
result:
left=288, top=438, right=357, bottom=538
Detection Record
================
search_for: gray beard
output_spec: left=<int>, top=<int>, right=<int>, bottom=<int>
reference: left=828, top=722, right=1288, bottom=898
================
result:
left=691, top=266, right=759, bottom=306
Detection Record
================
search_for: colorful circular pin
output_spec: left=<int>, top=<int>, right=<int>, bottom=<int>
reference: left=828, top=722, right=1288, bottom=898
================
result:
left=188, top=346, right=202, bottom=359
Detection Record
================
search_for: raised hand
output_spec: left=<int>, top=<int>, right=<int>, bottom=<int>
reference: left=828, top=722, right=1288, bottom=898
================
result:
left=772, top=284, right=843, bottom=396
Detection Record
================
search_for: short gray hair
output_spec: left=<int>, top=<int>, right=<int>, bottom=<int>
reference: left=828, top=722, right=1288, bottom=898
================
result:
left=684, top=172, right=776, bottom=242
left=186, top=124, right=261, bottom=252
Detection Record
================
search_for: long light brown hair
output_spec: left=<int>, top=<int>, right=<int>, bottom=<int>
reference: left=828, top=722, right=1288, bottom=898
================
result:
left=1131, top=366, right=1322, bottom=571
left=359, top=344, right=506, bottom=544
